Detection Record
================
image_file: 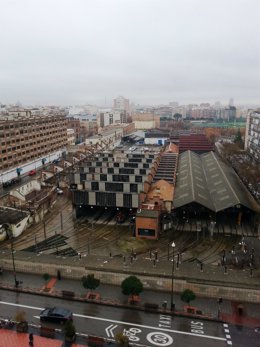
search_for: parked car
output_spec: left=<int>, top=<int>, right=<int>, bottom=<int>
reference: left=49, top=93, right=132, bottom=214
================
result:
left=3, top=178, right=20, bottom=188
left=3, top=181, right=12, bottom=188
left=40, top=307, right=73, bottom=324
left=11, top=178, right=20, bottom=185
left=28, top=170, right=36, bottom=176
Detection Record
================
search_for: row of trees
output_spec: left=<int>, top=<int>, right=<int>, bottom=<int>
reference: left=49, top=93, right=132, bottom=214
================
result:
left=43, top=272, right=196, bottom=304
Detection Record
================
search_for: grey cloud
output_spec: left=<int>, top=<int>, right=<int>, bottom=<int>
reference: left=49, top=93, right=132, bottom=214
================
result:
left=0, top=0, right=259, bottom=105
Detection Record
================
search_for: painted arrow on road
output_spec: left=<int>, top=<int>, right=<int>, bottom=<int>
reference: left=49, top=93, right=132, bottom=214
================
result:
left=105, top=324, right=118, bottom=337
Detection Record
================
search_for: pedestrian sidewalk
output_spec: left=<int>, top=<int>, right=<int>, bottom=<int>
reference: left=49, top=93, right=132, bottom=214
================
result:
left=1, top=270, right=260, bottom=328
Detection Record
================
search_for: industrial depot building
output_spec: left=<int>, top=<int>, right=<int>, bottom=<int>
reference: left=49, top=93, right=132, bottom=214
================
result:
left=70, top=130, right=259, bottom=240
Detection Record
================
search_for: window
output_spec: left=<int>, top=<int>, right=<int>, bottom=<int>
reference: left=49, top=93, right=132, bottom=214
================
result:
left=91, top=182, right=99, bottom=190
left=100, top=174, right=107, bottom=181
left=123, top=194, right=132, bottom=208
left=140, top=169, right=146, bottom=175
left=80, top=173, right=86, bottom=181
left=119, top=168, right=134, bottom=174
left=108, top=168, right=114, bottom=174
left=130, top=184, right=138, bottom=192
left=135, top=176, right=142, bottom=183
left=105, top=182, right=123, bottom=192
left=125, top=163, right=138, bottom=169
left=113, top=175, right=129, bottom=182
left=96, top=192, right=116, bottom=206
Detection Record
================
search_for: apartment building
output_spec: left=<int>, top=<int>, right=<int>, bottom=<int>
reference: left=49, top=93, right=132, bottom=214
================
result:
left=245, top=110, right=260, bottom=163
left=113, top=96, right=130, bottom=114
left=0, top=110, right=67, bottom=172
left=67, top=116, right=98, bottom=144
left=132, top=112, right=160, bottom=129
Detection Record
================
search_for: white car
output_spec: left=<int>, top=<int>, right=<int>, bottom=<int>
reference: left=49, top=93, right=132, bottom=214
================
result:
left=56, top=188, right=63, bottom=195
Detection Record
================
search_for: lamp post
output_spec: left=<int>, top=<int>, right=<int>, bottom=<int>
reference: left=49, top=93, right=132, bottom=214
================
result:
left=170, top=241, right=176, bottom=310
left=4, top=226, right=18, bottom=287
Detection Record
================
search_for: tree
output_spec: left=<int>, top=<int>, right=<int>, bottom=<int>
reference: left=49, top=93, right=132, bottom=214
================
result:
left=234, top=128, right=243, bottom=148
left=15, top=311, right=28, bottom=333
left=181, top=289, right=196, bottom=304
left=42, top=273, right=50, bottom=289
left=82, top=274, right=100, bottom=292
left=173, top=113, right=182, bottom=121
left=121, top=275, right=143, bottom=297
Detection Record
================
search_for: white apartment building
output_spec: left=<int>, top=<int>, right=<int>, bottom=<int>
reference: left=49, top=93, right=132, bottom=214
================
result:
left=245, top=110, right=260, bottom=163
left=113, top=96, right=130, bottom=113
left=99, top=111, right=122, bottom=127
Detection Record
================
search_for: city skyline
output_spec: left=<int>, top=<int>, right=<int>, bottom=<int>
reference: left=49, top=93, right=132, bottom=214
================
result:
left=0, top=0, right=259, bottom=106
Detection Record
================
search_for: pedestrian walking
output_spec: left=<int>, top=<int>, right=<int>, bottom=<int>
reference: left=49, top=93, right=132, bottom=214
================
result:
left=29, top=333, right=34, bottom=346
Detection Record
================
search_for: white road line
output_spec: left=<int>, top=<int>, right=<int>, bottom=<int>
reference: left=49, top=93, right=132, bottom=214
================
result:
left=0, top=300, right=226, bottom=342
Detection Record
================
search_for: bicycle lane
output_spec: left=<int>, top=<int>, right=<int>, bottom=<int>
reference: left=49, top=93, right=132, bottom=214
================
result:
left=73, top=311, right=228, bottom=347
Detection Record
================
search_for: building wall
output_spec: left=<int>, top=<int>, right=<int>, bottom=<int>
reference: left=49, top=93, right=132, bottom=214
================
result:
left=113, top=96, right=130, bottom=114
left=136, top=215, right=159, bottom=239
left=67, top=129, right=75, bottom=146
left=71, top=151, right=159, bottom=209
left=0, top=112, right=67, bottom=173
left=132, top=113, right=160, bottom=129
left=245, top=110, right=260, bottom=163
left=4, top=254, right=258, bottom=302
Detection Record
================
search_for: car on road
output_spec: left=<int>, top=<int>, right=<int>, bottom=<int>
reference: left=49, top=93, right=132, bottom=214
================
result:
left=3, top=181, right=12, bottom=188
left=40, top=307, right=73, bottom=324
left=11, top=178, right=20, bottom=185
left=28, top=169, right=36, bottom=176
left=3, top=178, right=20, bottom=188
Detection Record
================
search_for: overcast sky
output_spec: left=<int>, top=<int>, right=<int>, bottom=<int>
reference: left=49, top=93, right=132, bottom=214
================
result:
left=0, top=0, right=259, bottom=106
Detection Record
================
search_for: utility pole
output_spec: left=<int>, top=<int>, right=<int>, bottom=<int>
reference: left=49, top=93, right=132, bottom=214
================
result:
left=60, top=212, right=63, bottom=232
left=43, top=221, right=46, bottom=240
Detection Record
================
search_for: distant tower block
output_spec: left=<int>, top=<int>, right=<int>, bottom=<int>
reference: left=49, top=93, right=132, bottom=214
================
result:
left=229, top=98, right=234, bottom=106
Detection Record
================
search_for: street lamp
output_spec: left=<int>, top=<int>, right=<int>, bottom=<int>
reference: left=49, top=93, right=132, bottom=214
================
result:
left=3, top=225, right=19, bottom=287
left=170, top=241, right=176, bottom=310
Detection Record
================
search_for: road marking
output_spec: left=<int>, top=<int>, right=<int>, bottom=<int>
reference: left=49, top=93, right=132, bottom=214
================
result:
left=147, top=332, right=173, bottom=346
left=0, top=301, right=43, bottom=311
left=223, top=323, right=232, bottom=346
left=105, top=324, right=118, bottom=337
left=0, top=300, right=226, bottom=341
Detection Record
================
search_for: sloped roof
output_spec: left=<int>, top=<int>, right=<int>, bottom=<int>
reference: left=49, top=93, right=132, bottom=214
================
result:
left=173, top=151, right=214, bottom=211
left=0, top=207, right=29, bottom=225
left=174, top=151, right=255, bottom=212
left=201, top=152, right=253, bottom=212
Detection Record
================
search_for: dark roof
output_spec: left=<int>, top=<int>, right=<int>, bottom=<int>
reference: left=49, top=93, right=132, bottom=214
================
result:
left=0, top=207, right=29, bottom=225
left=179, top=134, right=214, bottom=153
left=174, top=151, right=255, bottom=212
